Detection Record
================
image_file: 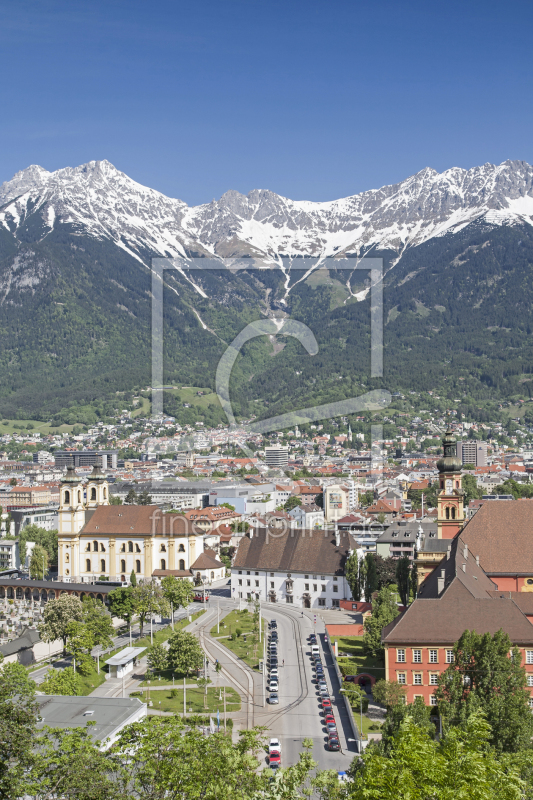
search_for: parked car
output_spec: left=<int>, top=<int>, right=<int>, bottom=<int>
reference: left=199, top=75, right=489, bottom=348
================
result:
left=324, top=713, right=335, bottom=725
left=309, top=633, right=317, bottom=644
left=194, top=593, right=209, bottom=602
left=317, top=679, right=327, bottom=689
left=269, top=738, right=282, bottom=754
left=269, top=755, right=281, bottom=770
left=270, top=620, right=277, bottom=628
left=269, top=668, right=279, bottom=679
left=268, top=680, right=279, bottom=692
left=268, top=692, right=279, bottom=704
left=321, top=698, right=332, bottom=711
left=326, top=722, right=338, bottom=735
left=328, top=737, right=341, bottom=751
left=319, top=687, right=330, bottom=698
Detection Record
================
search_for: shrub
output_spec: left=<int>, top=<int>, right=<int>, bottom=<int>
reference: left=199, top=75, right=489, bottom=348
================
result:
left=235, top=628, right=242, bottom=638
left=170, top=688, right=179, bottom=698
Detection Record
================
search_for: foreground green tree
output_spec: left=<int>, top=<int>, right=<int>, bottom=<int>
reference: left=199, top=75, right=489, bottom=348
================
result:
left=29, top=544, right=49, bottom=580
left=395, top=556, right=411, bottom=607
left=108, top=585, right=136, bottom=638
left=66, top=620, right=94, bottom=675
left=26, top=725, right=123, bottom=800
left=161, top=575, right=195, bottom=628
left=148, top=642, right=169, bottom=674
left=39, top=594, right=83, bottom=655
left=345, top=551, right=361, bottom=601
left=0, top=662, right=38, bottom=800
left=363, top=553, right=379, bottom=600
left=81, top=596, right=114, bottom=650
left=39, top=666, right=83, bottom=696
left=167, top=630, right=204, bottom=675
left=363, top=587, right=399, bottom=658
left=372, top=679, right=407, bottom=710
left=345, top=712, right=523, bottom=800
left=436, top=629, right=533, bottom=753
left=131, top=580, right=169, bottom=637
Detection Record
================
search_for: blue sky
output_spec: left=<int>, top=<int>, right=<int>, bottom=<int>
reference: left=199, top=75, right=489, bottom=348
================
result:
left=0, top=0, right=532, bottom=206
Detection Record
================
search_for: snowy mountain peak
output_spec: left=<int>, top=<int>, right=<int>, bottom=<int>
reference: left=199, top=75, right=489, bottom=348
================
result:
left=1, top=158, right=533, bottom=269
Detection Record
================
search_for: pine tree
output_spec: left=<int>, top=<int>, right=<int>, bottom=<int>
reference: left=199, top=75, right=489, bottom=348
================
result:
left=130, top=570, right=137, bottom=587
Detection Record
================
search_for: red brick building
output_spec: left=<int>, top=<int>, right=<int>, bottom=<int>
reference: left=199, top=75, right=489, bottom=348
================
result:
left=382, top=534, right=533, bottom=705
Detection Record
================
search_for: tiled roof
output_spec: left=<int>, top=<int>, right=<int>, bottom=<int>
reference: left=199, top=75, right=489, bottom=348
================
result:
left=461, top=499, right=533, bottom=573
left=232, top=527, right=357, bottom=575
left=81, top=505, right=203, bottom=537
left=190, top=552, right=224, bottom=570
left=382, top=535, right=533, bottom=646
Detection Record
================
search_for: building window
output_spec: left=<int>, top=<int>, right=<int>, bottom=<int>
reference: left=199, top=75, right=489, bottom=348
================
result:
left=120, top=544, right=126, bottom=552
left=270, top=573, right=274, bottom=577
left=160, top=544, right=166, bottom=552
left=305, top=583, right=309, bottom=591
left=318, top=598, right=326, bottom=607
left=397, top=649, right=406, bottom=663
left=161, top=559, right=166, bottom=570
left=93, top=540, right=99, bottom=552
left=413, top=674, right=422, bottom=685
left=247, top=580, right=250, bottom=586
left=430, top=695, right=438, bottom=706
left=413, top=649, right=421, bottom=663
left=321, top=575, right=325, bottom=580
left=430, top=673, right=439, bottom=685
left=313, top=584, right=317, bottom=592
left=332, top=599, right=340, bottom=607
left=528, top=676, right=533, bottom=687
left=136, top=560, right=141, bottom=573
left=333, top=576, right=338, bottom=582
left=238, top=570, right=242, bottom=574
left=270, top=582, right=274, bottom=589
left=238, top=579, right=242, bottom=586
left=179, top=544, right=185, bottom=552
left=100, top=559, right=105, bottom=572
left=64, top=490, right=70, bottom=505
left=100, top=543, right=105, bottom=552
left=333, top=585, right=338, bottom=592
left=255, top=580, right=259, bottom=587
left=136, top=543, right=141, bottom=553
left=286, top=596, right=293, bottom=604
left=527, top=651, right=533, bottom=665
left=397, top=673, right=406, bottom=684
left=128, top=541, right=134, bottom=553
left=446, top=650, right=455, bottom=663
left=179, top=559, right=185, bottom=570
left=90, top=487, right=96, bottom=501
left=529, top=698, right=533, bottom=710
left=429, top=650, right=438, bottom=663
left=321, top=584, right=326, bottom=593
left=86, top=559, right=91, bottom=572
left=121, top=559, right=126, bottom=573
left=305, top=575, right=309, bottom=579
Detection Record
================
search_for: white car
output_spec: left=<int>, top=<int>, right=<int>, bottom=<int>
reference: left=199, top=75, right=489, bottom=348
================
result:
left=269, top=738, right=281, bottom=754
left=268, top=680, right=279, bottom=692
left=269, top=668, right=279, bottom=679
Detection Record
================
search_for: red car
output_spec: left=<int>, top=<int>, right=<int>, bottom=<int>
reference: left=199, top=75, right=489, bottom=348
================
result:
left=324, top=713, right=335, bottom=725
left=321, top=698, right=332, bottom=711
left=269, top=752, right=281, bottom=769
left=194, top=593, right=209, bottom=602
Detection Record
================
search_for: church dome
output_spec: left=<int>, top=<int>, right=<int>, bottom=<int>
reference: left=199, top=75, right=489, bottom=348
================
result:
left=61, top=466, right=82, bottom=483
left=436, top=429, right=463, bottom=474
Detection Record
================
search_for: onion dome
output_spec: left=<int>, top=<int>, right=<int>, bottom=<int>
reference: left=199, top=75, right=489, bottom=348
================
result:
left=88, top=463, right=106, bottom=482
left=61, top=465, right=82, bottom=483
left=436, top=428, right=463, bottom=474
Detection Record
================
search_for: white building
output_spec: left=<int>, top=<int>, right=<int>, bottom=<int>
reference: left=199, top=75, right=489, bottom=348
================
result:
left=288, top=504, right=324, bottom=529
left=230, top=527, right=356, bottom=609
left=264, top=445, right=289, bottom=469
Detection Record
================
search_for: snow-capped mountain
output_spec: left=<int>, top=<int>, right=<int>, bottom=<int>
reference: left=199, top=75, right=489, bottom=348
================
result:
left=2, top=158, right=533, bottom=270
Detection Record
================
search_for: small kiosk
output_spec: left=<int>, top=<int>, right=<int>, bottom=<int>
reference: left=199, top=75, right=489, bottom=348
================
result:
left=105, top=646, right=146, bottom=679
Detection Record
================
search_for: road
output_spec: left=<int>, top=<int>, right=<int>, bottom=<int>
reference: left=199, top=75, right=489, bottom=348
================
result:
left=200, top=586, right=355, bottom=773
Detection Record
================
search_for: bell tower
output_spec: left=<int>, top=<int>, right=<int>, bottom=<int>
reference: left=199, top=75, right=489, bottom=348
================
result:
left=86, top=463, right=109, bottom=509
left=58, top=467, right=86, bottom=581
left=436, top=428, right=465, bottom=539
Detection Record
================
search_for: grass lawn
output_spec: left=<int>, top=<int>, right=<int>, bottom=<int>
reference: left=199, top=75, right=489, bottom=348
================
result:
left=210, top=609, right=263, bottom=669
left=135, top=609, right=205, bottom=651
left=139, top=686, right=241, bottom=714
left=331, top=636, right=386, bottom=682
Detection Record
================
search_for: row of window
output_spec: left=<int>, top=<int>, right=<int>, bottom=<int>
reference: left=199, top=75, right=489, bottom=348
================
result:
left=398, top=673, right=440, bottom=685
left=396, top=648, right=454, bottom=664
left=398, top=649, right=533, bottom=665
left=237, top=570, right=338, bottom=581
left=84, top=558, right=187, bottom=573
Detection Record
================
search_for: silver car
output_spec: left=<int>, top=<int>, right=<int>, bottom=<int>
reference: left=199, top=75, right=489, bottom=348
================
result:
left=268, top=692, right=279, bottom=704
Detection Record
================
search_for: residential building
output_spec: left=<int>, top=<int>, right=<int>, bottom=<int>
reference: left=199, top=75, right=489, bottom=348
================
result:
left=231, top=527, right=356, bottom=608
left=382, top=534, right=533, bottom=705
left=10, top=507, right=58, bottom=537
left=111, top=481, right=210, bottom=510
left=0, top=538, right=20, bottom=570
left=456, top=440, right=488, bottom=467
left=32, top=451, right=55, bottom=465
left=264, top=445, right=289, bottom=469
left=182, top=506, right=241, bottom=531
left=9, top=486, right=52, bottom=507
left=288, top=503, right=324, bottom=529
left=54, top=450, right=118, bottom=470
left=324, top=484, right=349, bottom=523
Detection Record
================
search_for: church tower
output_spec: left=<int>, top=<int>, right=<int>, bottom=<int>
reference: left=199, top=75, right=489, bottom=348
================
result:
left=58, top=466, right=86, bottom=581
left=436, top=428, right=465, bottom=539
left=86, top=463, right=109, bottom=509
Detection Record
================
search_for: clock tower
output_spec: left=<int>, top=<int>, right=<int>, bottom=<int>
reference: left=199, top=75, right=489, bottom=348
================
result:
left=436, top=428, right=464, bottom=539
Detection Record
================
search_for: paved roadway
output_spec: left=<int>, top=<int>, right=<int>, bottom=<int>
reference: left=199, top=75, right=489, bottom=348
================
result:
left=202, top=585, right=355, bottom=773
